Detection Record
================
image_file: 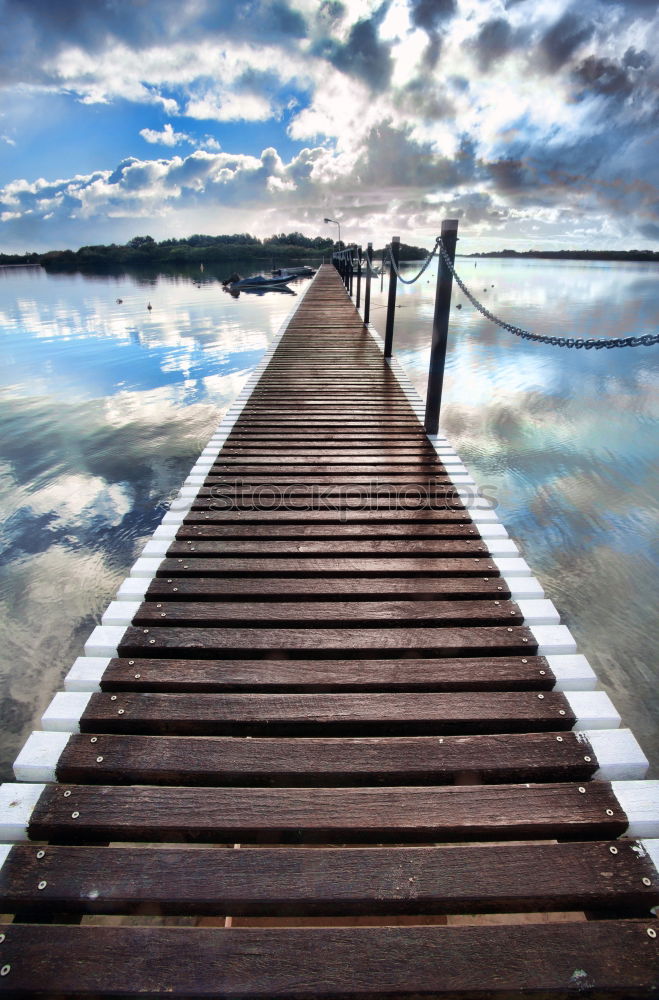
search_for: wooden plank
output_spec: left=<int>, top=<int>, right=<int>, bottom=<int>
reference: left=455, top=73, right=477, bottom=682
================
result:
left=170, top=523, right=482, bottom=541
left=26, top=781, right=626, bottom=842
left=178, top=509, right=474, bottom=524
left=78, top=690, right=570, bottom=736
left=204, top=464, right=454, bottom=475
left=4, top=923, right=655, bottom=997
left=129, top=598, right=524, bottom=628
left=2, top=841, right=656, bottom=916
left=161, top=540, right=492, bottom=558
left=154, top=557, right=500, bottom=577
left=54, top=731, right=597, bottom=786
left=144, top=577, right=509, bottom=602
left=98, top=654, right=553, bottom=692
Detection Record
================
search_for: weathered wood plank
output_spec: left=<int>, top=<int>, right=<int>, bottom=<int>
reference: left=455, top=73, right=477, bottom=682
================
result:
left=129, top=598, right=524, bottom=628
left=161, top=540, right=492, bottom=558
left=54, top=730, right=596, bottom=786
left=144, top=577, right=509, bottom=602
left=170, top=523, right=482, bottom=541
left=27, top=781, right=626, bottom=842
left=6, top=921, right=651, bottom=997
left=98, top=654, right=552, bottom=692
left=3, top=841, right=657, bottom=916
left=154, top=557, right=501, bottom=577
left=79, top=689, right=570, bottom=736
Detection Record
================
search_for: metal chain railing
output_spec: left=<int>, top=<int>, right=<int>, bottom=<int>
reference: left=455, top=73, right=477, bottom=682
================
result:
left=386, top=238, right=440, bottom=284
left=437, top=240, right=659, bottom=349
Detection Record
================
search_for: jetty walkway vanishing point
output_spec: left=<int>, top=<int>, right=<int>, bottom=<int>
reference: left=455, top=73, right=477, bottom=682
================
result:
left=0, top=263, right=658, bottom=997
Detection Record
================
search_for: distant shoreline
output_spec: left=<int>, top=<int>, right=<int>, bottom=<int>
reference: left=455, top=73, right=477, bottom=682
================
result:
left=460, top=249, right=658, bottom=263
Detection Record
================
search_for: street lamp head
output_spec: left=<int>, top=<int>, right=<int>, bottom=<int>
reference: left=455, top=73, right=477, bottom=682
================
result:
left=323, top=217, right=333, bottom=224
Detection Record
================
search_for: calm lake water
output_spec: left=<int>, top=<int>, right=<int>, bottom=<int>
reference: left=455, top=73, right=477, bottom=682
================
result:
left=0, top=257, right=657, bottom=780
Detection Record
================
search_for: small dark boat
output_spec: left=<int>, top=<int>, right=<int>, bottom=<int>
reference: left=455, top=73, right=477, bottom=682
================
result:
left=222, top=272, right=291, bottom=289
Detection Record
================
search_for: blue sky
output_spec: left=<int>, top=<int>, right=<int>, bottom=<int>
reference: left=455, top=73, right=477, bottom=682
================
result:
left=1, top=0, right=658, bottom=252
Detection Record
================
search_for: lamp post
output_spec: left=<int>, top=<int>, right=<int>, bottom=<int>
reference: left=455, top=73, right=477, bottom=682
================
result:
left=323, top=216, right=341, bottom=249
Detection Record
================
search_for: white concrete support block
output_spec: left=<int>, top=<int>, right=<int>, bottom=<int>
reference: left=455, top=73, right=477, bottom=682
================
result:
left=185, top=476, right=206, bottom=487
left=42, top=692, right=92, bottom=732
left=476, top=524, right=509, bottom=539
left=153, top=524, right=179, bottom=541
left=102, top=601, right=140, bottom=626
left=161, top=510, right=189, bottom=525
left=504, top=575, right=545, bottom=599
left=469, top=509, right=499, bottom=523
left=141, top=540, right=171, bottom=558
left=577, top=729, right=649, bottom=780
left=65, top=656, right=110, bottom=691
left=484, top=538, right=518, bottom=556
left=201, top=446, right=221, bottom=458
left=0, top=783, right=46, bottom=841
left=517, top=599, right=560, bottom=625
left=130, top=558, right=164, bottom=578
left=641, top=839, right=659, bottom=880
left=190, top=459, right=214, bottom=473
left=612, top=781, right=659, bottom=838
left=14, top=731, right=72, bottom=782
left=84, top=625, right=127, bottom=657
left=547, top=654, right=597, bottom=691
left=530, top=625, right=577, bottom=654
left=565, top=690, right=621, bottom=729
left=169, top=496, right=196, bottom=511
left=117, top=578, right=150, bottom=601
left=493, top=557, right=533, bottom=577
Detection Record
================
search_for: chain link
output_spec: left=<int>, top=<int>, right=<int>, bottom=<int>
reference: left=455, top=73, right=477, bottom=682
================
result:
left=437, top=240, right=659, bottom=349
left=386, top=238, right=440, bottom=284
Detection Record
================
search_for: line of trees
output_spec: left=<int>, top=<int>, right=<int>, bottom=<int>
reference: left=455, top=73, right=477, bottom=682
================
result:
left=0, top=232, right=340, bottom=271
left=465, top=249, right=659, bottom=262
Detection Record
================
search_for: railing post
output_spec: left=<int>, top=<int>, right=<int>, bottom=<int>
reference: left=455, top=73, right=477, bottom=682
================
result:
left=424, top=219, right=459, bottom=436
left=348, top=250, right=354, bottom=296
left=383, top=235, right=400, bottom=358
left=356, top=247, right=362, bottom=309
left=364, top=242, right=372, bottom=325
left=344, top=253, right=350, bottom=290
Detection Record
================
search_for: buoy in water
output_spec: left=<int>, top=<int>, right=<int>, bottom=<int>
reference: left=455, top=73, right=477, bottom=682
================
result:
left=147, top=302, right=152, bottom=310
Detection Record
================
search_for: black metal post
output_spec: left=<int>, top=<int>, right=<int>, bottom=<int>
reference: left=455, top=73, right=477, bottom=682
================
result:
left=348, top=250, right=354, bottom=295
left=364, top=242, right=372, bottom=324
left=424, top=219, right=459, bottom=435
left=356, top=247, right=362, bottom=309
left=383, top=235, right=400, bottom=358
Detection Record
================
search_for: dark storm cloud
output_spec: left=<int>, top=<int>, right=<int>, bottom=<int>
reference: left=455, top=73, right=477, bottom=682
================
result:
left=637, top=222, right=659, bottom=239
left=0, top=0, right=308, bottom=84
left=356, top=123, right=476, bottom=191
left=623, top=47, right=653, bottom=70
left=538, top=11, right=594, bottom=72
left=573, top=56, right=634, bottom=99
left=318, top=8, right=393, bottom=90
left=408, top=0, right=456, bottom=32
left=468, top=17, right=528, bottom=73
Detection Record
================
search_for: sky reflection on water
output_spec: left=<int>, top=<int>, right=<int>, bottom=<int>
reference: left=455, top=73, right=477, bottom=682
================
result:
left=0, top=265, right=297, bottom=777
left=366, top=256, right=659, bottom=772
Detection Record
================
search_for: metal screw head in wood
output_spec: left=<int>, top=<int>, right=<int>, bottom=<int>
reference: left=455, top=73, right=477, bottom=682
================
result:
left=584, top=756, right=591, bottom=762
left=36, top=850, right=45, bottom=859
left=559, top=709, right=566, bottom=715
left=0, top=934, right=4, bottom=943
left=648, top=928, right=657, bottom=938
left=110, top=695, right=117, bottom=701
left=606, top=809, right=614, bottom=816
left=90, top=737, right=97, bottom=743
left=71, top=812, right=79, bottom=819
left=0, top=966, right=10, bottom=977
left=63, top=790, right=71, bottom=797
left=643, top=878, right=652, bottom=886
left=37, top=880, right=47, bottom=890
left=556, top=737, right=563, bottom=742
left=609, top=846, right=618, bottom=854
left=578, top=787, right=586, bottom=794
left=96, top=756, right=104, bottom=763
left=118, top=708, right=125, bottom=714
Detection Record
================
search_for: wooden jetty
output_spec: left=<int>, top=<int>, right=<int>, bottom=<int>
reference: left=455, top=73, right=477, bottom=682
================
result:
left=1, top=264, right=657, bottom=997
